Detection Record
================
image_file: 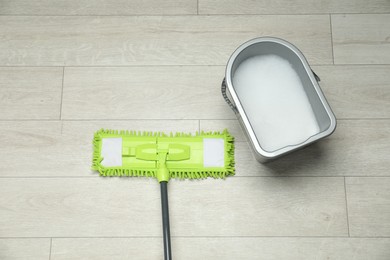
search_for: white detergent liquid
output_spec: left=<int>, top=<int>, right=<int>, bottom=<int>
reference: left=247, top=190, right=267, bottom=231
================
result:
left=233, top=54, right=320, bottom=152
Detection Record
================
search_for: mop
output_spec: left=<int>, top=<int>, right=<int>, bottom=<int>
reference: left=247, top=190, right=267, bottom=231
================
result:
left=92, top=129, right=235, bottom=260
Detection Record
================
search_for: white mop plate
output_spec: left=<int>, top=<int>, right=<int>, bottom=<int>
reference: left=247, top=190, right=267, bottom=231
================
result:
left=101, top=138, right=122, bottom=167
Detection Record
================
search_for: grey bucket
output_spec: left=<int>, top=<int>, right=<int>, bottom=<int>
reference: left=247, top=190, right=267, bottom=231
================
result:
left=222, top=37, right=336, bottom=162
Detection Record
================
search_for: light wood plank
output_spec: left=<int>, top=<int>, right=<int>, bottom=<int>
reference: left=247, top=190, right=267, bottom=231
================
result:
left=66, top=64, right=390, bottom=120
left=201, top=120, right=390, bottom=176
left=0, top=67, right=63, bottom=119
left=0, top=0, right=197, bottom=15
left=51, top=237, right=390, bottom=260
left=52, top=238, right=163, bottom=260
left=62, top=66, right=233, bottom=119
left=0, top=15, right=332, bottom=66
left=0, top=121, right=63, bottom=177
left=201, top=119, right=245, bottom=141
left=0, top=177, right=347, bottom=237
left=332, top=14, right=390, bottom=64
left=199, top=0, right=390, bottom=14
left=346, top=177, right=390, bottom=237
left=313, top=65, right=390, bottom=118
left=0, top=238, right=50, bottom=260
left=0, top=178, right=161, bottom=237
left=0, top=120, right=198, bottom=177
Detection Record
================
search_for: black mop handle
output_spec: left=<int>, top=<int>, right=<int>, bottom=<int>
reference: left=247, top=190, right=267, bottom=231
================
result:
left=160, top=181, right=172, bottom=260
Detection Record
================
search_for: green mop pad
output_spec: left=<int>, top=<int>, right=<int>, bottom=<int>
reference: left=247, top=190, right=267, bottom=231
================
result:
left=92, top=129, right=235, bottom=181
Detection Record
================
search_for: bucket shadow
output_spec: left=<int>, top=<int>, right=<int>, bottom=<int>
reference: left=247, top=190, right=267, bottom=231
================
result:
left=262, top=142, right=328, bottom=176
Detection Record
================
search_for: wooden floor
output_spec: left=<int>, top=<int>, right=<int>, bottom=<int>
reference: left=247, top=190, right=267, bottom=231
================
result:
left=0, top=1, right=390, bottom=259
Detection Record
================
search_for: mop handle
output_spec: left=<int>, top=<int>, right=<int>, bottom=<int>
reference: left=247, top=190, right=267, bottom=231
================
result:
left=160, top=181, right=172, bottom=260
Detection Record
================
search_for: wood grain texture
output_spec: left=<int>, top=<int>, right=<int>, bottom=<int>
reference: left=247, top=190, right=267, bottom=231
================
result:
left=0, top=239, right=50, bottom=260
left=0, top=67, right=63, bottom=119
left=201, top=120, right=390, bottom=176
left=62, top=66, right=233, bottom=119
left=64, top=64, right=390, bottom=120
left=199, top=0, right=390, bottom=14
left=0, top=120, right=198, bottom=177
left=51, top=237, right=390, bottom=260
left=0, top=177, right=347, bottom=237
left=332, top=14, right=390, bottom=64
left=0, top=15, right=332, bottom=66
left=0, top=0, right=197, bottom=15
left=201, top=120, right=245, bottom=141
left=346, top=177, right=390, bottom=237
left=312, top=65, right=390, bottom=118
left=0, top=121, right=63, bottom=177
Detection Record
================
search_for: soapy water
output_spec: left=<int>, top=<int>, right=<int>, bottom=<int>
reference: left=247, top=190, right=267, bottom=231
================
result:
left=233, top=54, right=320, bottom=152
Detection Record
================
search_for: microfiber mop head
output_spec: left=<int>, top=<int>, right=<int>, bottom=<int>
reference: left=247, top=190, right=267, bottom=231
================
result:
left=92, top=129, right=235, bottom=181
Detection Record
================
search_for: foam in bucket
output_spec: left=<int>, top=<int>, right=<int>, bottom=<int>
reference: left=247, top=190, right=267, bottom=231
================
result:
left=233, top=54, right=320, bottom=152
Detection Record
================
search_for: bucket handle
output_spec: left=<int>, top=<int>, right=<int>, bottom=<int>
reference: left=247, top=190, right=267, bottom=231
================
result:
left=221, top=78, right=238, bottom=114
left=221, top=70, right=320, bottom=114
left=312, top=70, right=321, bottom=82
